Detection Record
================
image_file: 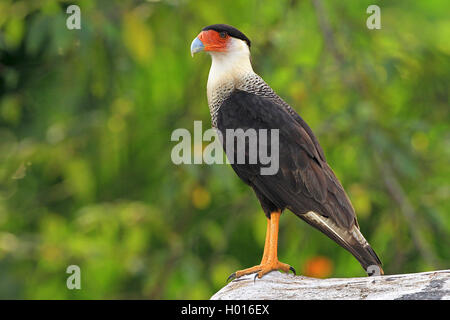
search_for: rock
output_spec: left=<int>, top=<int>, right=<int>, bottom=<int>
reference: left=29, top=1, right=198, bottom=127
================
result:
left=211, top=269, right=450, bottom=300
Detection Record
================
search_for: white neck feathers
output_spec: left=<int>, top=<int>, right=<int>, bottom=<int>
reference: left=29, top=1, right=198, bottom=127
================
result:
left=206, top=38, right=254, bottom=103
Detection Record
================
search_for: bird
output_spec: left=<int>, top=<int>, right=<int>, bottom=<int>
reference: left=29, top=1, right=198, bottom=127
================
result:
left=190, top=24, right=383, bottom=280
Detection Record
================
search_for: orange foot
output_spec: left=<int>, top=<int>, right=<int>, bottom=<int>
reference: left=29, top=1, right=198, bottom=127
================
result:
left=227, top=260, right=295, bottom=282
left=227, top=211, right=296, bottom=282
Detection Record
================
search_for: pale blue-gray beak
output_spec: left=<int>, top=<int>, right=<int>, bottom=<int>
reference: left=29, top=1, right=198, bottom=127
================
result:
left=190, top=37, right=204, bottom=57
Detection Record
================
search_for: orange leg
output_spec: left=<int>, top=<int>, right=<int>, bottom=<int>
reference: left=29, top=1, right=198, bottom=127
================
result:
left=260, top=216, right=271, bottom=264
left=227, top=211, right=295, bottom=281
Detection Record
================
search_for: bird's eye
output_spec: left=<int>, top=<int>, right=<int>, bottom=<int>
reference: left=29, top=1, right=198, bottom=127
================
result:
left=219, top=32, right=227, bottom=38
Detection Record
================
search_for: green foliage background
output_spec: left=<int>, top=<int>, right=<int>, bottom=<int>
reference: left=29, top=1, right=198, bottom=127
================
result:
left=0, top=0, right=448, bottom=299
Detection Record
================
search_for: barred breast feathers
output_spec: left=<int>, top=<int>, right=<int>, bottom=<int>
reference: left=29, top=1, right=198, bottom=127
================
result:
left=206, top=37, right=294, bottom=127
left=208, top=71, right=295, bottom=127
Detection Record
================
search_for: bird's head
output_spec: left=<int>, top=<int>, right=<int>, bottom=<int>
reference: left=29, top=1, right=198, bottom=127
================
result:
left=191, top=24, right=251, bottom=58
left=191, top=24, right=254, bottom=91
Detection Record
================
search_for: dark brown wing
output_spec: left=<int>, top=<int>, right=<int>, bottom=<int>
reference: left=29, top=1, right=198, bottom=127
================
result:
left=216, top=90, right=382, bottom=272
left=217, top=89, right=355, bottom=227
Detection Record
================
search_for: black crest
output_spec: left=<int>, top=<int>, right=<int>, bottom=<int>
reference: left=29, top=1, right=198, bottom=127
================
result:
left=202, top=24, right=251, bottom=48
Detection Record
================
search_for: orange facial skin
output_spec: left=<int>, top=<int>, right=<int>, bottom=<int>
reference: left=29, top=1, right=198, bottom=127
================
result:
left=197, top=30, right=229, bottom=52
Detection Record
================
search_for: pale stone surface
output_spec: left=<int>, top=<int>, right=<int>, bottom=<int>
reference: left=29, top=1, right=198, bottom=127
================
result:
left=211, top=269, right=450, bottom=300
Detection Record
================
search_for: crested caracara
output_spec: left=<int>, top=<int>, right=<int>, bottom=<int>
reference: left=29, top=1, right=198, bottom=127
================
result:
left=191, top=24, right=383, bottom=280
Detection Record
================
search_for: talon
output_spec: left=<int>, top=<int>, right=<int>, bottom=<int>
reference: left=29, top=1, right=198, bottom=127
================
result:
left=289, top=266, right=296, bottom=275
left=226, top=265, right=262, bottom=282
left=227, top=272, right=236, bottom=282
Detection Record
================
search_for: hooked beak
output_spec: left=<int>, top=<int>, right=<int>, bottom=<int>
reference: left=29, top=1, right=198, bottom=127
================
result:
left=190, top=37, right=204, bottom=57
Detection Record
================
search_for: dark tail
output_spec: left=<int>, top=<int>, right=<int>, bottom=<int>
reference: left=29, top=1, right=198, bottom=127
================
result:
left=298, top=211, right=384, bottom=276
